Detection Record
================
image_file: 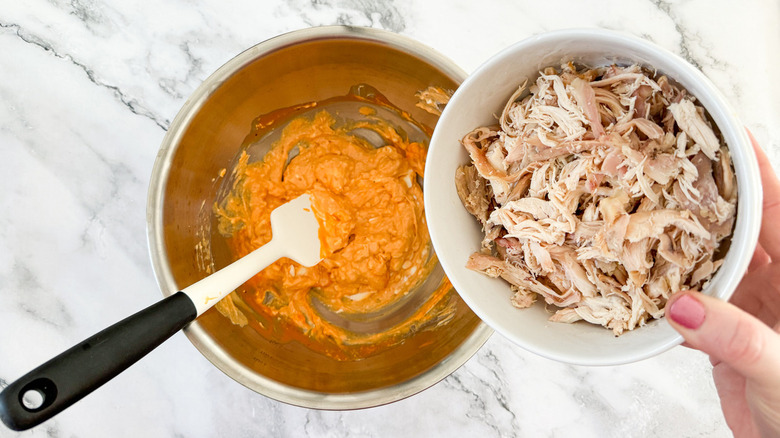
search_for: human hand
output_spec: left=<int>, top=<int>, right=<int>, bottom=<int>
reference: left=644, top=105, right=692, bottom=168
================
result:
left=667, top=130, right=780, bottom=438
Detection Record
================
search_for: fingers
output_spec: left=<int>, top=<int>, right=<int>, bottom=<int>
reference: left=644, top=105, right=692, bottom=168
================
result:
left=667, top=291, right=780, bottom=388
left=729, top=262, right=780, bottom=327
left=748, top=130, right=780, bottom=262
left=748, top=244, right=771, bottom=272
left=710, top=364, right=753, bottom=434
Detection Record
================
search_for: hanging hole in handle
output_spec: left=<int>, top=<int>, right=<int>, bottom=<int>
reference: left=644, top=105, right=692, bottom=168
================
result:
left=22, top=390, right=43, bottom=410
left=19, top=378, right=57, bottom=412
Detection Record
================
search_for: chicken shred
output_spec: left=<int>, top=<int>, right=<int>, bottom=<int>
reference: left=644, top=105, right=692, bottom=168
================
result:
left=455, top=64, right=737, bottom=335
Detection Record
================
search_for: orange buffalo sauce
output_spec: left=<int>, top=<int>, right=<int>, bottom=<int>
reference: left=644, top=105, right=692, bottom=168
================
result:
left=214, top=109, right=453, bottom=360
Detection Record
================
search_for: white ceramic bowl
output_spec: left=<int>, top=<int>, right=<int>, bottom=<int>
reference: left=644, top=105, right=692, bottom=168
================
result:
left=425, top=29, right=763, bottom=365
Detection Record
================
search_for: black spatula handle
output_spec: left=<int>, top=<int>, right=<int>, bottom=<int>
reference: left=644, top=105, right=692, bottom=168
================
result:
left=0, top=291, right=196, bottom=431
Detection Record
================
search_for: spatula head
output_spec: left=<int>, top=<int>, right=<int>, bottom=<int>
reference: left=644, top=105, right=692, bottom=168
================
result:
left=269, top=194, right=322, bottom=267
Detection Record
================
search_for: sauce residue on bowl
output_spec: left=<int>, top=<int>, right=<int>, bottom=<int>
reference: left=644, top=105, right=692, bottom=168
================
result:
left=213, top=93, right=455, bottom=360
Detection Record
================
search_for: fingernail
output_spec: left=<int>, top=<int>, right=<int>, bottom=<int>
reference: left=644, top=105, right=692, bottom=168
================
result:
left=668, top=294, right=706, bottom=329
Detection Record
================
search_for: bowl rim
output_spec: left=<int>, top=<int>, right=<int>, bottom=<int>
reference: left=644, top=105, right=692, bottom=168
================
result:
left=145, top=25, right=493, bottom=409
left=425, top=28, right=763, bottom=366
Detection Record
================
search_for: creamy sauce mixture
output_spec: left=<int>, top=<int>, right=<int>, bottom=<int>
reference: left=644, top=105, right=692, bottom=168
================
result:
left=215, top=108, right=452, bottom=359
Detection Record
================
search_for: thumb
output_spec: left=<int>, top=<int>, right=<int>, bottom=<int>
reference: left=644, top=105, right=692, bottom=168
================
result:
left=667, top=291, right=780, bottom=385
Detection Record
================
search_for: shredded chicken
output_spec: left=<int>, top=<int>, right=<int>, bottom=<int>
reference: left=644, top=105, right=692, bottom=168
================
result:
left=456, top=63, right=737, bottom=335
left=416, top=86, right=453, bottom=116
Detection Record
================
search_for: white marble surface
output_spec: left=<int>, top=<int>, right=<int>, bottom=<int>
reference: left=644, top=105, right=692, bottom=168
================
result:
left=1, top=1, right=778, bottom=437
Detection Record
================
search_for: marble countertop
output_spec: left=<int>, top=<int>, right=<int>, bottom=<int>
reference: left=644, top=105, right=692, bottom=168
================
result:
left=2, top=1, right=778, bottom=437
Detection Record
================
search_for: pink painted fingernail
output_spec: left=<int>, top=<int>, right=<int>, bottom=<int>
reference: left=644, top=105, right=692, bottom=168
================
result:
left=669, top=294, right=706, bottom=329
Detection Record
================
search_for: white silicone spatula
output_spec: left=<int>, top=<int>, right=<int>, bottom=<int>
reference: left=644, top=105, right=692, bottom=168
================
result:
left=0, top=194, right=321, bottom=431
left=182, top=193, right=322, bottom=317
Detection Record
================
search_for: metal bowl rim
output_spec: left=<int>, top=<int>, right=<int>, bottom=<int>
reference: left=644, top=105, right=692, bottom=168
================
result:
left=145, top=25, right=493, bottom=410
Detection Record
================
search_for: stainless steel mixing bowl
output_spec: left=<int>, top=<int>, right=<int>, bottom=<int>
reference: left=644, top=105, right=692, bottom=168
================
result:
left=146, top=26, right=492, bottom=409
